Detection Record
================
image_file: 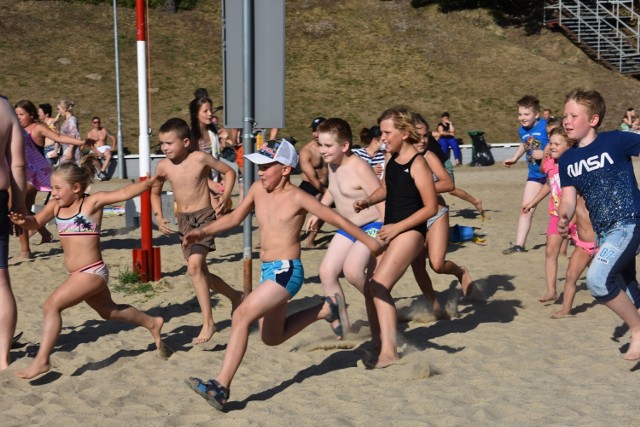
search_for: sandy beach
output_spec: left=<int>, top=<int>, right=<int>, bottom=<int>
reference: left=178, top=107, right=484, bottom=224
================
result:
left=2, top=161, right=639, bottom=426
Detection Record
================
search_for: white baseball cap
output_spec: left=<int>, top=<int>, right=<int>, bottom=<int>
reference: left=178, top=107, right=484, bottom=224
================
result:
left=244, top=139, right=299, bottom=167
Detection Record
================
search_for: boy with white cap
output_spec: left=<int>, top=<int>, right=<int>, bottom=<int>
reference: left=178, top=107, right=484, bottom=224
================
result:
left=184, top=138, right=382, bottom=411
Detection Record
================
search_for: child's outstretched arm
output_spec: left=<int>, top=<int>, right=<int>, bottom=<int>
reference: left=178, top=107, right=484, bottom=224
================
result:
left=306, top=190, right=335, bottom=232
left=298, top=190, right=383, bottom=255
left=182, top=181, right=256, bottom=248
left=522, top=182, right=550, bottom=213
left=89, top=176, right=157, bottom=212
left=9, top=200, right=57, bottom=231
left=557, top=185, right=577, bottom=238
left=504, top=144, right=525, bottom=167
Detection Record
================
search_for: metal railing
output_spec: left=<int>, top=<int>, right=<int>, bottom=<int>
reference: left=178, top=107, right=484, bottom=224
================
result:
left=544, top=1, right=640, bottom=74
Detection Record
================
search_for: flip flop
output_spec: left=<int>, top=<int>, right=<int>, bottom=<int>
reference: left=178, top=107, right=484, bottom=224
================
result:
left=185, top=377, right=229, bottom=411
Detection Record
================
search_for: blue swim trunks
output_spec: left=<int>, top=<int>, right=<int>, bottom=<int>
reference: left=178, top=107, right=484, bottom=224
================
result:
left=336, top=220, right=382, bottom=243
left=260, top=259, right=305, bottom=298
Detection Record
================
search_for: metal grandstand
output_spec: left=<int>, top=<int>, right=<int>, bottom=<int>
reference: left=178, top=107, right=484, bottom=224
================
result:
left=544, top=0, right=640, bottom=75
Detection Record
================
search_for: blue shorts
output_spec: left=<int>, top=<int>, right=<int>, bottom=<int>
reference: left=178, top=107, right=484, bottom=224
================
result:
left=336, top=221, right=382, bottom=243
left=587, top=222, right=640, bottom=306
left=527, top=176, right=546, bottom=184
left=260, top=259, right=305, bottom=298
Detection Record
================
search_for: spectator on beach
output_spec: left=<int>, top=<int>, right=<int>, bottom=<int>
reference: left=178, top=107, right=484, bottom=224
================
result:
left=502, top=95, right=548, bottom=254
left=299, top=116, right=329, bottom=248
left=437, top=112, right=462, bottom=166
left=57, top=100, right=81, bottom=164
left=14, top=99, right=86, bottom=256
left=86, top=116, right=115, bottom=181
left=413, top=113, right=483, bottom=215
left=0, top=96, right=26, bottom=371
left=38, top=103, right=60, bottom=166
left=620, top=107, right=640, bottom=132
left=353, top=125, right=387, bottom=180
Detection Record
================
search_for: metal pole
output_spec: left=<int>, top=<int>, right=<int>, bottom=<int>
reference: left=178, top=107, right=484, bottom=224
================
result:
left=242, top=0, right=254, bottom=297
left=113, top=0, right=124, bottom=179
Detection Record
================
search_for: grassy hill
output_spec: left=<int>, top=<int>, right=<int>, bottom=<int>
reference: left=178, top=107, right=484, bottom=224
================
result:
left=2, top=0, right=640, bottom=152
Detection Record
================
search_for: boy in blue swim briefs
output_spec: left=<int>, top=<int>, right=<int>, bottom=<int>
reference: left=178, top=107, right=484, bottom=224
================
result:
left=183, top=138, right=382, bottom=411
left=306, top=118, right=385, bottom=338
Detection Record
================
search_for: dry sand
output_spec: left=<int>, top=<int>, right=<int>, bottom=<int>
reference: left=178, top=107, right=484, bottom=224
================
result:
left=2, top=162, right=639, bottom=426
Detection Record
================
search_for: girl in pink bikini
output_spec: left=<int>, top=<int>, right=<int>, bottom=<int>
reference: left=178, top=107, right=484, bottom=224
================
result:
left=522, top=127, right=596, bottom=313
left=9, top=157, right=171, bottom=379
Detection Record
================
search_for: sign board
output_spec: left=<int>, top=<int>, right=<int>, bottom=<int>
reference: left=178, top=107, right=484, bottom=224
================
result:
left=222, top=0, right=285, bottom=129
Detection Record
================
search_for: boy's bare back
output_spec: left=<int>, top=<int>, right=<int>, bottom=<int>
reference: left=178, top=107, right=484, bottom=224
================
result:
left=155, top=151, right=214, bottom=213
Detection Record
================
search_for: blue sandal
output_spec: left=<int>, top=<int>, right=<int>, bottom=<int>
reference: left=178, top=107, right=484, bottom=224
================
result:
left=185, top=377, right=230, bottom=411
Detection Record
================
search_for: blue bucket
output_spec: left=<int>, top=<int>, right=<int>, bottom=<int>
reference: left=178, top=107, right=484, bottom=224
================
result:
left=450, top=225, right=474, bottom=243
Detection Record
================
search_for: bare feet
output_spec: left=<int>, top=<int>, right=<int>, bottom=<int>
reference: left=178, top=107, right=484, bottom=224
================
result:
left=363, top=353, right=399, bottom=369
left=15, top=360, right=50, bottom=379
left=623, top=337, right=640, bottom=360
left=193, top=319, right=217, bottom=345
left=473, top=199, right=484, bottom=216
left=459, top=266, right=474, bottom=297
left=550, top=310, right=571, bottom=319
left=19, top=251, right=32, bottom=260
left=538, top=292, right=558, bottom=303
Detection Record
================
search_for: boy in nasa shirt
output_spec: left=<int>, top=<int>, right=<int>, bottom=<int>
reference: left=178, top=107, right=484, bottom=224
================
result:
left=558, top=88, right=640, bottom=360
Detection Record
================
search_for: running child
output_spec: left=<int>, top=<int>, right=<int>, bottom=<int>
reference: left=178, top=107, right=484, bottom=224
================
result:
left=551, top=193, right=595, bottom=319
left=9, top=157, right=170, bottom=379
left=558, top=88, right=640, bottom=360
left=151, top=118, right=242, bottom=345
left=355, top=107, right=438, bottom=369
left=503, top=95, right=548, bottom=254
left=522, top=126, right=576, bottom=303
left=306, top=118, right=385, bottom=337
left=184, top=138, right=382, bottom=410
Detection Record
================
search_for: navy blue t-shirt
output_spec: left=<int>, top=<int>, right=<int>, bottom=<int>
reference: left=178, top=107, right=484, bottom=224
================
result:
left=558, top=130, right=640, bottom=234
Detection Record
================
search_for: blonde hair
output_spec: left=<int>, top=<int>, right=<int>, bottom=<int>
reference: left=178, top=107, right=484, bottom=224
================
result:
left=564, top=88, right=606, bottom=128
left=58, top=99, right=75, bottom=113
left=549, top=126, right=577, bottom=148
left=378, top=106, right=420, bottom=145
left=54, top=155, right=95, bottom=192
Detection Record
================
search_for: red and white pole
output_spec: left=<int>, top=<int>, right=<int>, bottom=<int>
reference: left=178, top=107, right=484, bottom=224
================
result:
left=133, top=0, right=160, bottom=281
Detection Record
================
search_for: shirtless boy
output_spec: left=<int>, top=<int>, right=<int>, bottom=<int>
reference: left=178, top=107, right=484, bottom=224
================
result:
left=151, top=118, right=243, bottom=344
left=299, top=117, right=329, bottom=247
left=184, top=138, right=382, bottom=410
left=86, top=117, right=116, bottom=181
left=307, top=118, right=384, bottom=337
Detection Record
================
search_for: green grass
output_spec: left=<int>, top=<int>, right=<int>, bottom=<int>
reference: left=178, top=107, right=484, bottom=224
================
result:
left=3, top=0, right=640, bottom=150
left=112, top=268, right=157, bottom=297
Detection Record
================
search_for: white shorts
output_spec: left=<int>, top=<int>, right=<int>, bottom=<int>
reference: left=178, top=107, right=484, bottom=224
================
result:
left=97, top=145, right=112, bottom=154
